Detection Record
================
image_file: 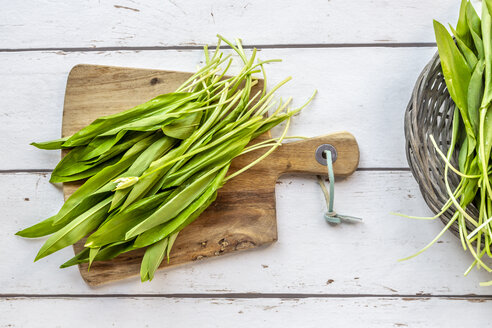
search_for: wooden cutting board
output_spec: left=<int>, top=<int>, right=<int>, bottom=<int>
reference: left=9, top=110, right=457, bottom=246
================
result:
left=62, top=64, right=359, bottom=286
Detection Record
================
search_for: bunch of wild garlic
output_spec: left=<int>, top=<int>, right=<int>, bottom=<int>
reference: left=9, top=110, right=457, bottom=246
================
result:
left=17, top=36, right=315, bottom=282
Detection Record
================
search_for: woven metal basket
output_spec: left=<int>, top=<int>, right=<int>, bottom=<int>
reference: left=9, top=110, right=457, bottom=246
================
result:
left=404, top=52, right=479, bottom=237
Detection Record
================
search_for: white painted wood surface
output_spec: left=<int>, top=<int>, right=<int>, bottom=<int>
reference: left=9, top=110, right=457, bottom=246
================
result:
left=2, top=297, right=491, bottom=328
left=1, top=47, right=437, bottom=170
left=0, top=0, right=481, bottom=48
left=1, top=0, right=490, bottom=327
left=4, top=171, right=492, bottom=295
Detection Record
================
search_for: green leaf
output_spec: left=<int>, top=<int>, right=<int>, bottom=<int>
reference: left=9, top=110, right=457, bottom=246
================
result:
left=252, top=114, right=290, bottom=139
left=120, top=105, right=225, bottom=209
left=18, top=191, right=109, bottom=238
left=136, top=118, right=262, bottom=199
left=120, top=145, right=187, bottom=210
left=134, top=165, right=227, bottom=248
left=52, top=192, right=110, bottom=228
left=88, top=247, right=100, bottom=269
left=434, top=20, right=472, bottom=114
left=50, top=132, right=151, bottom=181
left=140, top=238, right=168, bottom=282
left=459, top=137, right=469, bottom=172
left=479, top=0, right=492, bottom=201
left=462, top=177, right=479, bottom=206
left=31, top=137, right=69, bottom=150
left=51, top=133, right=157, bottom=225
left=466, top=2, right=481, bottom=37
left=468, top=59, right=485, bottom=135
left=483, top=107, right=492, bottom=161
left=60, top=241, right=136, bottom=268
left=85, top=191, right=171, bottom=248
left=134, top=189, right=217, bottom=249
left=35, top=196, right=112, bottom=261
left=79, top=132, right=126, bottom=161
left=166, top=232, right=179, bottom=263
left=470, top=29, right=484, bottom=59
left=126, top=165, right=224, bottom=239
left=50, top=145, right=93, bottom=178
left=84, top=131, right=153, bottom=164
left=162, top=111, right=202, bottom=139
left=481, top=0, right=492, bottom=108
left=62, top=93, right=192, bottom=147
left=160, top=133, right=250, bottom=189
left=456, top=0, right=473, bottom=49
left=50, top=154, right=123, bottom=183
left=450, top=25, right=478, bottom=69
left=466, top=1, right=483, bottom=58
left=110, top=135, right=176, bottom=210
left=59, top=248, right=90, bottom=268
left=94, top=241, right=136, bottom=261
left=452, top=101, right=461, bottom=147
left=84, top=210, right=144, bottom=248
left=15, top=215, right=64, bottom=238
left=485, top=0, right=492, bottom=18
left=434, top=20, right=476, bottom=148
left=120, top=99, right=241, bottom=210
left=99, top=102, right=203, bottom=137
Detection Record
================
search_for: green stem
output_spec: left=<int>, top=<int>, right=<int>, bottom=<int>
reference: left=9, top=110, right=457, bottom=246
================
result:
left=479, top=107, right=492, bottom=199
left=225, top=117, right=291, bottom=182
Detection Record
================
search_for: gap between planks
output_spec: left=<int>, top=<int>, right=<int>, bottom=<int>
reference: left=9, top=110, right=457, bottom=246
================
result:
left=0, top=42, right=437, bottom=53
left=0, top=168, right=411, bottom=175
left=1, top=293, right=491, bottom=300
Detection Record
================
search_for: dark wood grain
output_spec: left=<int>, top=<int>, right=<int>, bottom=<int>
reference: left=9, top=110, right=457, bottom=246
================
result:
left=62, top=64, right=359, bottom=286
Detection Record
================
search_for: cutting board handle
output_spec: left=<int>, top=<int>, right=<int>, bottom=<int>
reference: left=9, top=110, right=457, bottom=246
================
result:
left=265, top=131, right=359, bottom=178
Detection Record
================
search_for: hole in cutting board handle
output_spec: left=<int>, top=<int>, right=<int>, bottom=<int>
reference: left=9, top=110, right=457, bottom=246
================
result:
left=315, top=144, right=337, bottom=166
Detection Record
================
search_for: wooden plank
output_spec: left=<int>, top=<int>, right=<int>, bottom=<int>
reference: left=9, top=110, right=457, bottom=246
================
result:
left=0, top=46, right=437, bottom=170
left=6, top=171, right=492, bottom=294
left=2, top=296, right=491, bottom=327
left=0, top=0, right=481, bottom=48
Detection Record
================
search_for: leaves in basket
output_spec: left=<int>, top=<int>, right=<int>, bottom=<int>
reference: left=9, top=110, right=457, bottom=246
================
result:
left=434, top=20, right=476, bottom=149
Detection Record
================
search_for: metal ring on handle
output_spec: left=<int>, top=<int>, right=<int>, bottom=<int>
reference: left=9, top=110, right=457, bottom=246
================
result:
left=315, top=144, right=337, bottom=166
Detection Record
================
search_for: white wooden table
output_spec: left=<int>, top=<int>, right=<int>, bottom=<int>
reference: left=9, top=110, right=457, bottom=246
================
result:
left=2, top=1, right=491, bottom=326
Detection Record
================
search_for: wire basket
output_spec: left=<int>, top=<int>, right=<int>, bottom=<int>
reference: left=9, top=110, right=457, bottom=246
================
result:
left=404, top=51, right=479, bottom=237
